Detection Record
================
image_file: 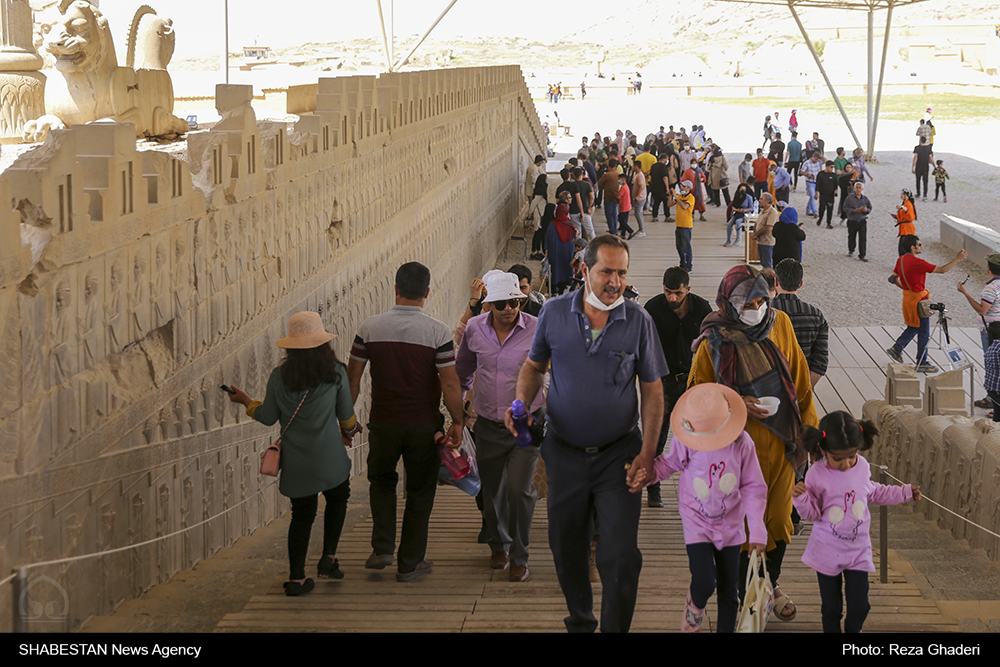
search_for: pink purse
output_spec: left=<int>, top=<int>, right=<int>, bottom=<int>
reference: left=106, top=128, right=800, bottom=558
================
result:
left=260, top=391, right=309, bottom=477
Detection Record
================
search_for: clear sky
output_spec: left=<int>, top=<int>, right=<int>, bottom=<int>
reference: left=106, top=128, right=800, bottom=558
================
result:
left=96, top=0, right=590, bottom=60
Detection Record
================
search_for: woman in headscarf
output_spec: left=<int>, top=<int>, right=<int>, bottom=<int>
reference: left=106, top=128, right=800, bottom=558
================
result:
left=688, top=264, right=818, bottom=623
left=772, top=202, right=805, bottom=266
left=706, top=146, right=731, bottom=207
left=545, top=194, right=577, bottom=294
left=725, top=181, right=754, bottom=247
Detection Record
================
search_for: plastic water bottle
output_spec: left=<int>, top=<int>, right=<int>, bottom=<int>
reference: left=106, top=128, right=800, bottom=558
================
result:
left=753, top=200, right=759, bottom=215
left=436, top=432, right=470, bottom=479
left=510, top=400, right=533, bottom=447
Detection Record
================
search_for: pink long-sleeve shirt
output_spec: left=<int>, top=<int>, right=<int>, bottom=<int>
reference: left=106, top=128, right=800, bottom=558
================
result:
left=650, top=432, right=768, bottom=550
left=793, top=454, right=912, bottom=577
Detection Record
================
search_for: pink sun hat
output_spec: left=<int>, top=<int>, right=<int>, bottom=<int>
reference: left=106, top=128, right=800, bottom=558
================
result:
left=670, top=383, right=748, bottom=451
left=275, top=311, right=337, bottom=349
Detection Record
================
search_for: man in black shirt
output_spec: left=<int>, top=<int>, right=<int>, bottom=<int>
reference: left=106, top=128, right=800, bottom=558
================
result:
left=912, top=137, right=934, bottom=201
left=642, top=266, right=713, bottom=508
left=815, top=160, right=839, bottom=229
left=767, top=132, right=786, bottom=167
left=649, top=152, right=673, bottom=222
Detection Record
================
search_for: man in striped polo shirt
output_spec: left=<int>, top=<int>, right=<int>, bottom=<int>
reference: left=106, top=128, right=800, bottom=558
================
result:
left=348, top=262, right=465, bottom=582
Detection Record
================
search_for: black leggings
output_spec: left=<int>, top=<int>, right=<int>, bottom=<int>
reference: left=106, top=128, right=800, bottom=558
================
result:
left=817, top=569, right=870, bottom=633
left=288, top=479, right=351, bottom=579
left=687, top=543, right=741, bottom=633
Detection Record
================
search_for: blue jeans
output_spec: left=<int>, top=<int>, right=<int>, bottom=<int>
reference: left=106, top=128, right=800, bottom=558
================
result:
left=726, top=215, right=743, bottom=245
left=805, top=180, right=817, bottom=215
left=604, top=200, right=619, bottom=235
left=676, top=227, right=692, bottom=270
left=758, top=244, right=774, bottom=269
left=894, top=316, right=930, bottom=365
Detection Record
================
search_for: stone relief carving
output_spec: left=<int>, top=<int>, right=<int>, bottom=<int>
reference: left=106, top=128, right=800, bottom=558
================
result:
left=0, top=67, right=544, bottom=632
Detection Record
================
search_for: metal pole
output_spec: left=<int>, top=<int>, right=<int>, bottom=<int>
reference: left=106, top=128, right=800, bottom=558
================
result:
left=221, top=0, right=229, bottom=84
left=376, top=0, right=393, bottom=72
left=788, top=1, right=865, bottom=153
left=12, top=567, right=27, bottom=633
left=878, top=466, right=888, bottom=584
left=870, top=0, right=895, bottom=159
left=393, top=0, right=461, bottom=71
left=867, top=8, right=874, bottom=156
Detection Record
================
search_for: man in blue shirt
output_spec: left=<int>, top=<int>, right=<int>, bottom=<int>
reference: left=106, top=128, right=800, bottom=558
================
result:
left=506, top=234, right=669, bottom=633
left=785, top=131, right=803, bottom=191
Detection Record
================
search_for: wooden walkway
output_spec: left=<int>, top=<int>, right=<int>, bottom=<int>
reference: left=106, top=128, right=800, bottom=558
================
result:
left=217, top=203, right=974, bottom=633
left=216, top=483, right=955, bottom=633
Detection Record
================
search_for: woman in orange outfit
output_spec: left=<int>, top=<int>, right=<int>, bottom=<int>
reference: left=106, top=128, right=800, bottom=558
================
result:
left=891, top=189, right=917, bottom=255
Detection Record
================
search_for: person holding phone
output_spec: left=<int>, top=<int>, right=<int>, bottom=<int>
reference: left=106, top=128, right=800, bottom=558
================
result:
left=227, top=311, right=361, bottom=596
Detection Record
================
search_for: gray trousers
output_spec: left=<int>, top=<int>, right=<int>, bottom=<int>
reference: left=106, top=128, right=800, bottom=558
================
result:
left=474, top=419, right=540, bottom=567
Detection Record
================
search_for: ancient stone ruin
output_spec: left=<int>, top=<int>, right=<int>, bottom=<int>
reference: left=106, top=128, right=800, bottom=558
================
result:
left=0, top=64, right=544, bottom=631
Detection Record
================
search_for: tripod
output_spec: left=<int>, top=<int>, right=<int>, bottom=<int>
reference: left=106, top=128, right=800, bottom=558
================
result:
left=926, top=304, right=972, bottom=371
left=926, top=305, right=951, bottom=353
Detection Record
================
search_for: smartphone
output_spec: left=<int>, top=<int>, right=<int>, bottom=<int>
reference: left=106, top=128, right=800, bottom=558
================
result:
left=220, top=384, right=236, bottom=395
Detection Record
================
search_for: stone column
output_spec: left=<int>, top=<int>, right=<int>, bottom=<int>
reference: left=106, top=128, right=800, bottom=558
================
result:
left=0, top=0, right=45, bottom=143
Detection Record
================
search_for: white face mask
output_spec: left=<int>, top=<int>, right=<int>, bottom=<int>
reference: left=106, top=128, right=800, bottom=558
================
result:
left=740, top=302, right=768, bottom=326
left=585, top=278, right=625, bottom=312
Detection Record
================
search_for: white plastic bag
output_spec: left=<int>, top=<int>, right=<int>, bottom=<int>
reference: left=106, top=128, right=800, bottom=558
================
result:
left=438, top=426, right=480, bottom=496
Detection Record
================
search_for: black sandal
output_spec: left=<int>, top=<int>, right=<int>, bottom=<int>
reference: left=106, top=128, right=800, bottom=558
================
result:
left=283, top=578, right=315, bottom=597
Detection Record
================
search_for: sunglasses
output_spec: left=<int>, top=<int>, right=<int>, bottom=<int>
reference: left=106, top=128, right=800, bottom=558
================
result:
left=492, top=298, right=522, bottom=310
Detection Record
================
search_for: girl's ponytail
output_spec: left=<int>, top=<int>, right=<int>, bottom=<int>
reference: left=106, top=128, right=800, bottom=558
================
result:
left=856, top=419, right=878, bottom=452
left=801, top=425, right=825, bottom=457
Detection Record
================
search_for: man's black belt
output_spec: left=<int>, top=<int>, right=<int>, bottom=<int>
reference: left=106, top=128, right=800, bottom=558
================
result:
left=550, top=427, right=639, bottom=455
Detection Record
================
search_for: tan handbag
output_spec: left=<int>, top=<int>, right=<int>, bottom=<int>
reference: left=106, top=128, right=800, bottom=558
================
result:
left=736, top=549, right=774, bottom=633
left=260, top=391, right=309, bottom=477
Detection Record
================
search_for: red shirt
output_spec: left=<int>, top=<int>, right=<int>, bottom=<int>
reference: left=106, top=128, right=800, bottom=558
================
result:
left=894, top=254, right=935, bottom=293
left=752, top=157, right=771, bottom=183
left=618, top=183, right=632, bottom=212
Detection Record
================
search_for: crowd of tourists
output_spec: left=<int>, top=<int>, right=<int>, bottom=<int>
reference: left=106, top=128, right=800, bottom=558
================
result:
left=214, top=108, right=996, bottom=634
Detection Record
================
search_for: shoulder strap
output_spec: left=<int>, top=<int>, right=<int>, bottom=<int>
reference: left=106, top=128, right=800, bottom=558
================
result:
left=898, top=255, right=913, bottom=292
left=278, top=390, right=309, bottom=438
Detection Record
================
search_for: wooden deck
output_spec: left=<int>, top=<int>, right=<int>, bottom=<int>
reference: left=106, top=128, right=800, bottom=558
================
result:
left=217, top=205, right=974, bottom=633
left=216, top=483, right=956, bottom=633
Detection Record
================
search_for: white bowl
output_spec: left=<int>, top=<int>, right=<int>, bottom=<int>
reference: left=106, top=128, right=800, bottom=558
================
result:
left=757, top=396, right=781, bottom=417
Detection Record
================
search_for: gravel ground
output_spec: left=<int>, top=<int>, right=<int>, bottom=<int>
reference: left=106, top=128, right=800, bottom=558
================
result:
left=766, top=150, right=1000, bottom=329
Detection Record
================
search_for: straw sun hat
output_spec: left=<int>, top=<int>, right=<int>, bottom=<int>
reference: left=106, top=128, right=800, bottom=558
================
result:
left=275, top=311, right=337, bottom=349
left=670, top=383, right=747, bottom=452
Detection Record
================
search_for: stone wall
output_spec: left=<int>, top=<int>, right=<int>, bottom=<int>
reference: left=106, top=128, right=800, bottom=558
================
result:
left=862, top=400, right=1000, bottom=563
left=0, top=65, right=544, bottom=631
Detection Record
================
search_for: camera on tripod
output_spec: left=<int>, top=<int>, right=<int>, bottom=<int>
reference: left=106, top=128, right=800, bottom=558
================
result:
left=928, top=302, right=946, bottom=313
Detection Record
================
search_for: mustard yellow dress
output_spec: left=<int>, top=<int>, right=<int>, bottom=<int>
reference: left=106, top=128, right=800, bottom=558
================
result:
left=688, top=309, right=819, bottom=549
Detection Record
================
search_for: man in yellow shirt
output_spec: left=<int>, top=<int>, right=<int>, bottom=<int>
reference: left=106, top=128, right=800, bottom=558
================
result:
left=675, top=180, right=695, bottom=272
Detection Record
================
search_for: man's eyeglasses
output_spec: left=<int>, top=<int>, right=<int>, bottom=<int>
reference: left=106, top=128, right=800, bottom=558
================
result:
left=492, top=298, right=522, bottom=310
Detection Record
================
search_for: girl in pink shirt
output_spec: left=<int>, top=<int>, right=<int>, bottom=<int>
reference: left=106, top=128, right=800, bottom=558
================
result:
left=633, top=383, right=767, bottom=633
left=792, top=411, right=921, bottom=633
